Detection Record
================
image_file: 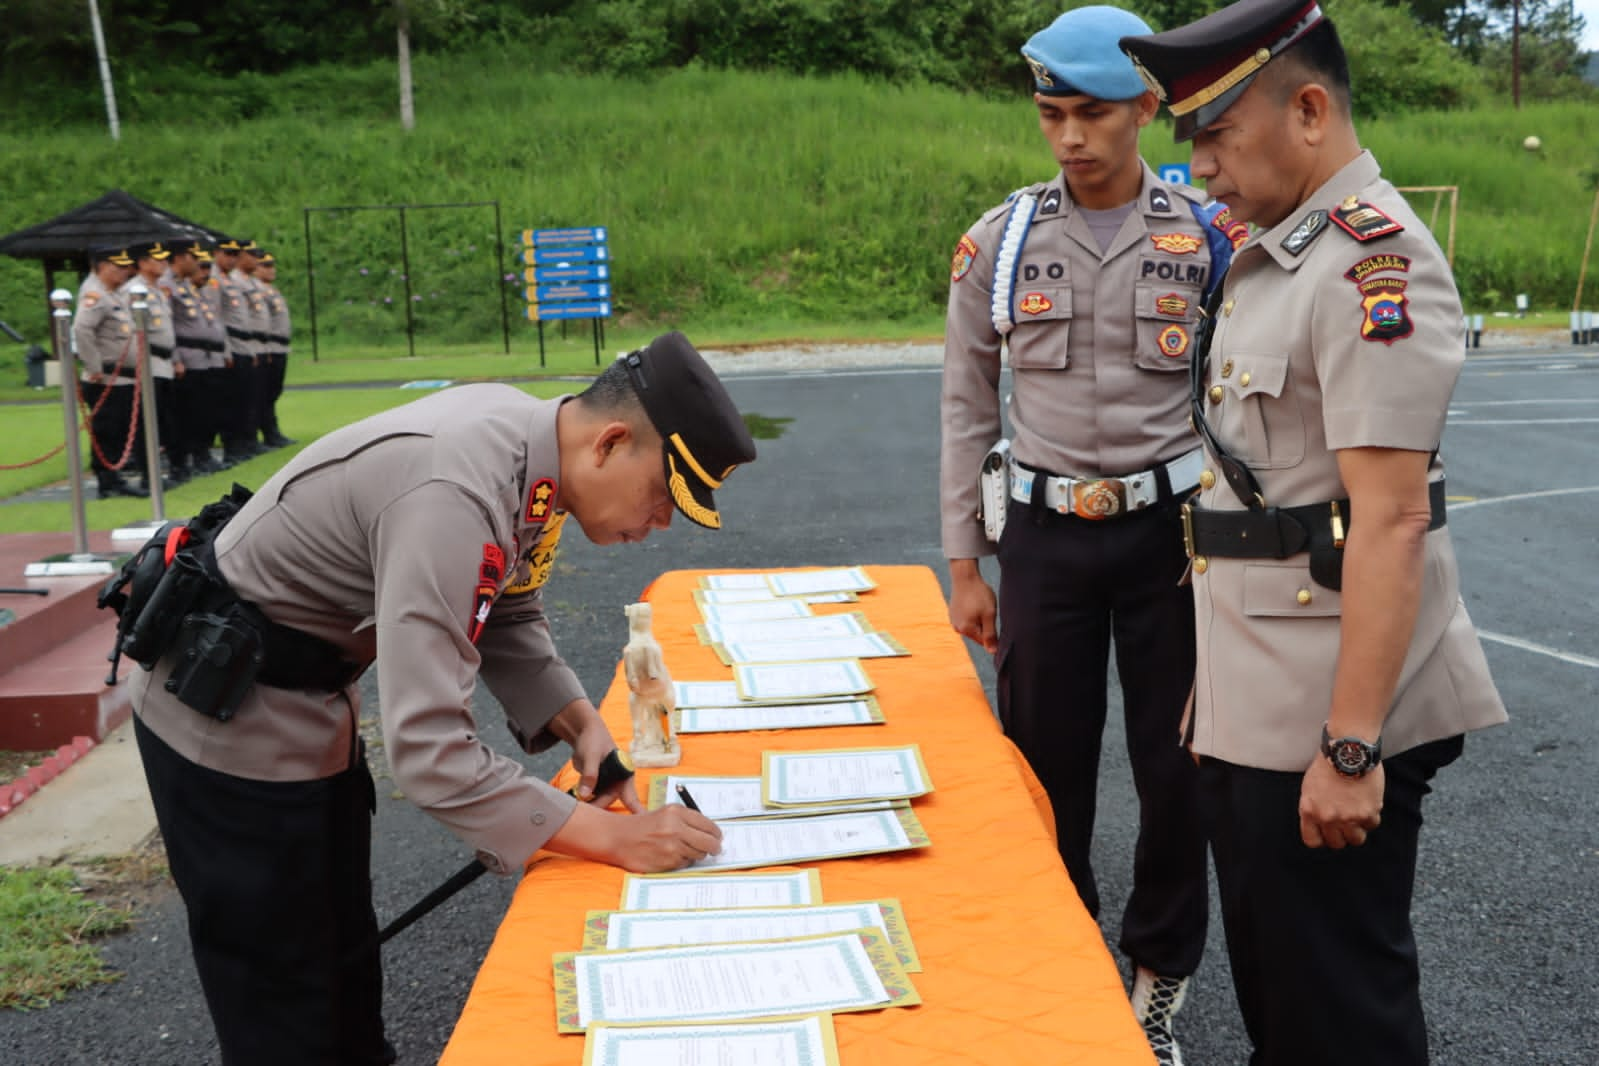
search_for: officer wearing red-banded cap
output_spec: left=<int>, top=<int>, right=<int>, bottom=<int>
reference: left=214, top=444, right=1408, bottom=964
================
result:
left=939, top=10, right=1230, bottom=1063
left=1120, top=3, right=1507, bottom=1063
left=129, top=331, right=755, bottom=1065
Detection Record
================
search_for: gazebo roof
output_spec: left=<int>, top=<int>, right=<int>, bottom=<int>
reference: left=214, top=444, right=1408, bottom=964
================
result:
left=0, top=189, right=225, bottom=263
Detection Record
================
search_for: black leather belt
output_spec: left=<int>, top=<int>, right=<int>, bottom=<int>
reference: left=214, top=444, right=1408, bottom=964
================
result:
left=178, top=336, right=225, bottom=353
left=226, top=326, right=253, bottom=341
left=1184, top=478, right=1447, bottom=559
left=150, top=342, right=174, bottom=358
left=267, top=333, right=289, bottom=344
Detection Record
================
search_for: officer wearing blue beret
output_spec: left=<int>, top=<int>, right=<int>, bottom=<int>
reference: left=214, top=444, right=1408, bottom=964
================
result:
left=939, top=9, right=1237, bottom=1064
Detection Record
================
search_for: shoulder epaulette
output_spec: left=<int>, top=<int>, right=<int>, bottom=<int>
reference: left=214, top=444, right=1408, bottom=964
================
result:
left=1330, top=196, right=1403, bottom=242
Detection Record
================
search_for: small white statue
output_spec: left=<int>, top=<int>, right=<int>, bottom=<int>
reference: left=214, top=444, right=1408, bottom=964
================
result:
left=624, top=602, right=681, bottom=767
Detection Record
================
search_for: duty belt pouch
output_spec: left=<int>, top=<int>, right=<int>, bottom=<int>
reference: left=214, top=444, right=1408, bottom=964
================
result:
left=1307, top=536, right=1344, bottom=591
left=979, top=439, right=1012, bottom=543
left=163, top=604, right=265, bottom=721
left=119, top=550, right=214, bottom=668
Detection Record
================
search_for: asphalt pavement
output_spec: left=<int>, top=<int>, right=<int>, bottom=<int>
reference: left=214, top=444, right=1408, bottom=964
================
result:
left=2, top=345, right=1597, bottom=1064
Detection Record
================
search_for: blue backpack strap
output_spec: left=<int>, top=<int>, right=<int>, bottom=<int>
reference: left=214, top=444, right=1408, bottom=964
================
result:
left=1189, top=198, right=1234, bottom=301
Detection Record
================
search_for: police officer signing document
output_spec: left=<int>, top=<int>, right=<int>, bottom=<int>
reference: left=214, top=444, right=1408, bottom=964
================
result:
left=1120, top=1, right=1507, bottom=1063
left=123, top=333, right=756, bottom=1065
left=939, top=9, right=1236, bottom=1064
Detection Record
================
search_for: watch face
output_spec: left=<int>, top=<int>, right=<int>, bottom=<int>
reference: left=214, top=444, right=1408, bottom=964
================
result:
left=1333, top=740, right=1371, bottom=775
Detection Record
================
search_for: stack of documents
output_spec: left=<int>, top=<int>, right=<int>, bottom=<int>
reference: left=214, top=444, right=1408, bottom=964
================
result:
left=672, top=675, right=884, bottom=734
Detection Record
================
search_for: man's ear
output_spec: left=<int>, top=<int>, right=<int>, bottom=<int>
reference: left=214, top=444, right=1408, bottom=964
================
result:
left=1296, top=82, right=1332, bottom=145
left=592, top=421, right=632, bottom=465
left=1134, top=90, right=1159, bottom=129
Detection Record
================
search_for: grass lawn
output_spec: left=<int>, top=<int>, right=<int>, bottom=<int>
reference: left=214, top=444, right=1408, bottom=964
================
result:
left=0, top=380, right=573, bottom=534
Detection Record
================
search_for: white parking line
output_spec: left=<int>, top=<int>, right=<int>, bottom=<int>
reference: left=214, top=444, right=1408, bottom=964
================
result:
left=1476, top=630, right=1599, bottom=670
left=1448, top=417, right=1599, bottom=425
left=1448, top=486, right=1599, bottom=512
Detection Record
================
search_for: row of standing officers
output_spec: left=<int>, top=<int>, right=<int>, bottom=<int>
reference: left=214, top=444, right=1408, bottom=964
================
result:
left=72, top=236, right=295, bottom=499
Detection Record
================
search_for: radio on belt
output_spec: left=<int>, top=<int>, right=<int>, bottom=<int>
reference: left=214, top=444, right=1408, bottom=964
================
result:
left=979, top=438, right=1012, bottom=543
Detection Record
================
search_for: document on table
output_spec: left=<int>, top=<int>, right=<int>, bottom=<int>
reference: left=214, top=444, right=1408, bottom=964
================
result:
left=700, top=573, right=778, bottom=590
left=763, top=745, right=934, bottom=807
left=651, top=774, right=901, bottom=821
left=554, top=929, right=920, bottom=1030
left=583, top=1015, right=841, bottom=1066
left=674, top=679, right=861, bottom=708
left=675, top=697, right=885, bottom=734
left=694, top=587, right=859, bottom=606
left=686, top=807, right=930, bottom=870
left=733, top=660, right=875, bottom=701
left=694, top=611, right=871, bottom=645
left=714, top=632, right=908, bottom=665
left=697, top=599, right=815, bottom=624
left=765, top=567, right=877, bottom=595
left=583, top=899, right=922, bottom=972
left=619, top=869, right=823, bottom=911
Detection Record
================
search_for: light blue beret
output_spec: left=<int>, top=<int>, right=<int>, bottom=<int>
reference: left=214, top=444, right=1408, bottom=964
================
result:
left=1022, top=5, right=1154, bottom=101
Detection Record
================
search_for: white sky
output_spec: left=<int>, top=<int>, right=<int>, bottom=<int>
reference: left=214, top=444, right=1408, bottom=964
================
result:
left=1576, top=0, right=1599, bottom=50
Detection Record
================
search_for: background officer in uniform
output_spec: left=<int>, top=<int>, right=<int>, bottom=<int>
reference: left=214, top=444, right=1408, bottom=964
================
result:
left=254, top=249, right=295, bottom=448
left=939, top=9, right=1232, bottom=1062
left=73, top=245, right=148, bottom=499
left=1122, top=2, right=1508, bottom=1062
left=133, top=240, right=180, bottom=489
left=165, top=239, right=229, bottom=478
left=192, top=246, right=237, bottom=470
left=129, top=332, right=756, bottom=1066
left=234, top=239, right=274, bottom=451
left=213, top=236, right=260, bottom=463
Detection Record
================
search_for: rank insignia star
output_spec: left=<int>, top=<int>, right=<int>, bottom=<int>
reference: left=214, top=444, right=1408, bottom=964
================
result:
left=526, top=477, right=557, bottom=523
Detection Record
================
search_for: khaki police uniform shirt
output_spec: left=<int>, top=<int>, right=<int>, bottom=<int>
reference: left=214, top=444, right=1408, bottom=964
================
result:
left=165, top=273, right=227, bottom=371
left=260, top=280, right=291, bottom=356
left=233, top=269, right=271, bottom=358
left=1189, top=150, right=1507, bottom=771
left=132, top=384, right=589, bottom=875
left=217, top=269, right=254, bottom=360
left=72, top=274, right=135, bottom=387
left=143, top=277, right=177, bottom=381
left=940, top=161, right=1219, bottom=560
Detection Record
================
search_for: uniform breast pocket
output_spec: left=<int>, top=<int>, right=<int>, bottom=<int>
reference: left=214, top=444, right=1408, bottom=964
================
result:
left=1005, top=286, right=1072, bottom=370
left=1133, top=282, right=1201, bottom=372
left=1214, top=351, right=1304, bottom=468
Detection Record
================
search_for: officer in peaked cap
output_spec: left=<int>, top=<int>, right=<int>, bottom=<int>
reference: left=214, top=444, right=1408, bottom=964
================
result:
left=74, top=245, right=149, bottom=498
left=129, top=331, right=752, bottom=1064
left=164, top=239, right=230, bottom=478
left=133, top=241, right=181, bottom=489
left=940, top=10, right=1232, bottom=1064
left=253, top=250, right=296, bottom=448
left=617, top=330, right=757, bottom=529
left=1120, top=3, right=1508, bottom=1063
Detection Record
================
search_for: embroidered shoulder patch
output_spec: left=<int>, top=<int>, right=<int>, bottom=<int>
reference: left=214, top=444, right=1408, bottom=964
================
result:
left=951, top=236, right=978, bottom=283
left=1280, top=209, right=1329, bottom=256
left=1210, top=207, right=1250, bottom=251
left=1357, top=278, right=1413, bottom=344
left=1344, top=254, right=1412, bottom=285
left=82, top=291, right=100, bottom=308
left=1150, top=232, right=1203, bottom=255
left=1331, top=200, right=1404, bottom=242
left=526, top=477, right=557, bottom=523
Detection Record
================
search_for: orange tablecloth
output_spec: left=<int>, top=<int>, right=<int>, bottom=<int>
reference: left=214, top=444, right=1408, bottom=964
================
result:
left=439, top=566, right=1155, bottom=1065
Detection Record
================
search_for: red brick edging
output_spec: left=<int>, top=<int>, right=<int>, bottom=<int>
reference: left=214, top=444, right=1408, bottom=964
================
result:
left=0, top=735, right=96, bottom=819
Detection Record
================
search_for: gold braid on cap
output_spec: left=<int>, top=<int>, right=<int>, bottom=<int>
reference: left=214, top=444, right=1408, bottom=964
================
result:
left=667, top=454, right=721, bottom=528
left=1169, top=3, right=1325, bottom=117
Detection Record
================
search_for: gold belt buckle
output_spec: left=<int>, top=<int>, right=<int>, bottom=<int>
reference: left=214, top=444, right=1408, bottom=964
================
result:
left=1181, top=503, right=1195, bottom=558
left=1072, top=479, right=1125, bottom=519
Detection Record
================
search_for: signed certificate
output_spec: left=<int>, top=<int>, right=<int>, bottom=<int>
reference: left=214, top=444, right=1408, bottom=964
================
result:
left=714, top=632, right=908, bottom=666
left=560, top=932, right=901, bottom=1029
left=694, top=612, right=870, bottom=645
left=583, top=1016, right=841, bottom=1066
left=652, top=774, right=899, bottom=821
left=697, top=599, right=814, bottom=623
left=765, top=567, right=877, bottom=596
left=732, top=660, right=875, bottom=701
left=687, top=807, right=929, bottom=870
left=763, top=745, right=934, bottom=807
left=675, top=697, right=885, bottom=734
left=619, top=869, right=822, bottom=911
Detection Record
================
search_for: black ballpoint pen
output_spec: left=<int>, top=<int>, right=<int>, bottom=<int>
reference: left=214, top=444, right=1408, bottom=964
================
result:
left=675, top=784, right=703, bottom=813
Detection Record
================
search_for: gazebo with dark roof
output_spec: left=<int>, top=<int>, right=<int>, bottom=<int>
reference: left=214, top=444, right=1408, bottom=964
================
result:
left=0, top=188, right=226, bottom=300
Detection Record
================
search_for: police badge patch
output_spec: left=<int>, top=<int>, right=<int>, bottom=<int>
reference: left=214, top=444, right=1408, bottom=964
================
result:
left=1150, top=233, right=1203, bottom=255
left=1357, top=278, right=1413, bottom=344
left=951, top=236, right=978, bottom=283
left=1018, top=292, right=1053, bottom=315
left=1157, top=323, right=1191, bottom=358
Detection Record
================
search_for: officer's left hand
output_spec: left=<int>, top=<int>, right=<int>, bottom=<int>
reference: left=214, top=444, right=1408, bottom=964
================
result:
left=1298, top=757, right=1383, bottom=849
left=571, top=726, right=643, bottom=812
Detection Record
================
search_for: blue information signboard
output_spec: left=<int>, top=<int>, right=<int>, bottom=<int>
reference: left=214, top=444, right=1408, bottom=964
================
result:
left=1159, top=163, right=1191, bottom=186
left=521, top=225, right=612, bottom=364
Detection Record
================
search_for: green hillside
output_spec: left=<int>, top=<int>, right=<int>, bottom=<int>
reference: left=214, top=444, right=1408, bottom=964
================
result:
left=1, top=51, right=1594, bottom=368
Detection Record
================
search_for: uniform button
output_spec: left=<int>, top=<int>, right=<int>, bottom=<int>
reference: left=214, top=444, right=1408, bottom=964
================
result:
left=1193, top=556, right=1208, bottom=575
left=1223, top=299, right=1235, bottom=316
left=1297, top=588, right=1313, bottom=605
left=1240, top=371, right=1252, bottom=387
left=531, top=811, right=546, bottom=826
left=1221, top=359, right=1234, bottom=378
left=1208, top=385, right=1224, bottom=404
left=1199, top=470, right=1216, bottom=490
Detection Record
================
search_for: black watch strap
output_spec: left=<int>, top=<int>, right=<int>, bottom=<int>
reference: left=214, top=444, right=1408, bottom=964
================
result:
left=1320, top=723, right=1382, bottom=777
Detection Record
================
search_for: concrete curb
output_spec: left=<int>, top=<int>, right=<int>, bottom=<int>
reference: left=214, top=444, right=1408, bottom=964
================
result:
left=0, top=716, right=157, bottom=866
left=0, top=734, right=96, bottom=818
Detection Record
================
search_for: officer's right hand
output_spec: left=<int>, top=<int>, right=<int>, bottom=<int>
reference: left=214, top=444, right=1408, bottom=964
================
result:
left=947, top=559, right=998, bottom=653
left=550, top=800, right=722, bottom=874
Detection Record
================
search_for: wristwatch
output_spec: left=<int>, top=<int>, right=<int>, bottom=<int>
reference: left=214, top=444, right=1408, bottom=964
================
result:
left=1320, top=723, right=1382, bottom=777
